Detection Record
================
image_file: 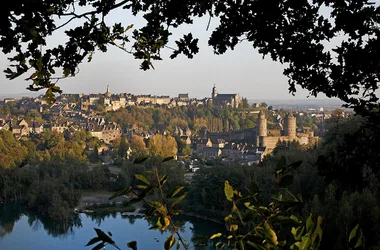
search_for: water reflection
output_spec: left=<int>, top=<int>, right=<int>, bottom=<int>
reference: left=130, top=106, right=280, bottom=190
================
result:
left=0, top=203, right=82, bottom=239
left=0, top=204, right=225, bottom=250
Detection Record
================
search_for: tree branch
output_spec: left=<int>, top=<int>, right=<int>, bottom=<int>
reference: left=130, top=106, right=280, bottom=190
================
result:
left=109, top=41, right=133, bottom=54
left=52, top=0, right=130, bottom=31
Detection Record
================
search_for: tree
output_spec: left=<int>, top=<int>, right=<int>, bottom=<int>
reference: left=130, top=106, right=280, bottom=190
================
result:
left=148, top=134, right=177, bottom=158
left=0, top=131, right=28, bottom=168
left=130, top=135, right=147, bottom=156
left=181, top=145, right=193, bottom=156
left=240, top=98, right=250, bottom=108
left=1, top=1, right=380, bottom=109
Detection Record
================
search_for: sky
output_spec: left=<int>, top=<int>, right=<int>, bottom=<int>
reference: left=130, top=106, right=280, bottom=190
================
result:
left=0, top=4, right=343, bottom=100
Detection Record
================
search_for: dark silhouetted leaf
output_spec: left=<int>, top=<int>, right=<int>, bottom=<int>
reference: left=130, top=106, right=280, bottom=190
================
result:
left=279, top=175, right=294, bottom=188
left=288, top=160, right=303, bottom=170
left=92, top=242, right=105, bottom=250
left=162, top=156, right=174, bottom=163
left=109, top=186, right=132, bottom=200
left=127, top=240, right=137, bottom=250
left=276, top=156, right=286, bottom=170
left=171, top=193, right=187, bottom=208
left=166, top=186, right=184, bottom=198
left=135, top=174, right=150, bottom=185
left=86, top=237, right=101, bottom=246
left=133, top=156, right=149, bottom=164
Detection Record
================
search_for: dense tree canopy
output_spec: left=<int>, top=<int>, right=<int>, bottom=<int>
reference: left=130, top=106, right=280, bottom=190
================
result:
left=1, top=0, right=380, bottom=108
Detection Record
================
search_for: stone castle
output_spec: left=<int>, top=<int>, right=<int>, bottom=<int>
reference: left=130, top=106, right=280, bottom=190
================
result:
left=256, top=111, right=319, bottom=154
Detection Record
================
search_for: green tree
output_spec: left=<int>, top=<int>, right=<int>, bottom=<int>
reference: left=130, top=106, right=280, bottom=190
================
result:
left=148, top=134, right=178, bottom=158
left=240, top=97, right=250, bottom=108
left=181, top=145, right=193, bottom=156
left=130, top=135, right=147, bottom=156
left=0, top=131, right=28, bottom=168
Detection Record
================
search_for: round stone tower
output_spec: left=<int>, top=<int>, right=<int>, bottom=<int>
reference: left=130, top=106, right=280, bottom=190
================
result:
left=256, top=111, right=267, bottom=137
left=284, top=113, right=296, bottom=138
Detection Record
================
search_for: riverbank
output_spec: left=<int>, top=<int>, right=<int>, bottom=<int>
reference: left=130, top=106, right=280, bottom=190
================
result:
left=181, top=212, right=224, bottom=224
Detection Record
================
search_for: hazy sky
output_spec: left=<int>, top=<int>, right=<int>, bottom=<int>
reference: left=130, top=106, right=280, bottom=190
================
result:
left=0, top=5, right=341, bottom=100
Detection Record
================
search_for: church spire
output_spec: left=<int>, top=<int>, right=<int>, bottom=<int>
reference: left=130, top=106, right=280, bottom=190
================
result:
left=106, top=85, right=111, bottom=97
left=212, top=84, right=218, bottom=98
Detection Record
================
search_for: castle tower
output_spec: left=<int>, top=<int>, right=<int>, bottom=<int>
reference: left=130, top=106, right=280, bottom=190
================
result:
left=212, top=84, right=218, bottom=98
left=284, top=113, right=296, bottom=138
left=256, top=111, right=267, bottom=137
left=106, top=85, right=111, bottom=97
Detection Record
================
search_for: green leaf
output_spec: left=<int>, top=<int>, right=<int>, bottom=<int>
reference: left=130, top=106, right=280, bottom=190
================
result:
left=166, top=186, right=184, bottom=198
left=264, top=221, right=278, bottom=246
left=125, top=24, right=134, bottom=31
left=247, top=241, right=266, bottom=250
left=279, top=175, right=294, bottom=188
left=133, top=156, right=149, bottom=164
left=216, top=242, right=225, bottom=249
left=109, top=186, right=132, bottom=200
left=160, top=174, right=168, bottom=186
left=349, top=224, right=359, bottom=243
left=224, top=180, right=234, bottom=201
left=86, top=237, right=101, bottom=246
left=162, top=156, right=174, bottom=163
left=306, top=214, right=315, bottom=233
left=210, top=233, right=222, bottom=239
left=164, top=235, right=175, bottom=250
left=127, top=240, right=137, bottom=250
left=290, top=214, right=301, bottom=224
left=171, top=193, right=187, bottom=208
left=135, top=174, right=150, bottom=185
left=239, top=239, right=245, bottom=250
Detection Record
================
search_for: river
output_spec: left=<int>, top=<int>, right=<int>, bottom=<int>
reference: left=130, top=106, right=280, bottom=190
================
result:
left=0, top=204, right=225, bottom=250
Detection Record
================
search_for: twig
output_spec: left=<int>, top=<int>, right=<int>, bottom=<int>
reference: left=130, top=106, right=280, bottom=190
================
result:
left=110, top=41, right=133, bottom=54
left=154, top=164, right=189, bottom=250
left=206, top=13, right=212, bottom=31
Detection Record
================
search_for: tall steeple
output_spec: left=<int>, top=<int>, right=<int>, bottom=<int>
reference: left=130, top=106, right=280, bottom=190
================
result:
left=106, top=85, right=111, bottom=97
left=212, top=84, right=218, bottom=98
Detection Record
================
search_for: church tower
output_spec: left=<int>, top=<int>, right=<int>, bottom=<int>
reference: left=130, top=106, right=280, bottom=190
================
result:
left=212, top=85, right=218, bottom=98
left=106, top=85, right=111, bottom=97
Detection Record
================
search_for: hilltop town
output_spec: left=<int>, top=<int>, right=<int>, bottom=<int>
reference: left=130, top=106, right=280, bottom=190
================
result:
left=0, top=85, right=348, bottom=165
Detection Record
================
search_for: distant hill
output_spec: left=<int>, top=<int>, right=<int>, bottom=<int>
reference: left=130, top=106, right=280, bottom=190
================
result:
left=248, top=98, right=346, bottom=111
left=0, top=92, right=41, bottom=101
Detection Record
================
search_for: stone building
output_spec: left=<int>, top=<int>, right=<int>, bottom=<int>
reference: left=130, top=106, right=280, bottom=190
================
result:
left=211, top=85, right=241, bottom=108
left=256, top=111, right=319, bottom=155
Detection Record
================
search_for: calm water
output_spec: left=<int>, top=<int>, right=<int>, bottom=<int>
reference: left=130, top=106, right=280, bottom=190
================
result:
left=0, top=204, right=224, bottom=250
